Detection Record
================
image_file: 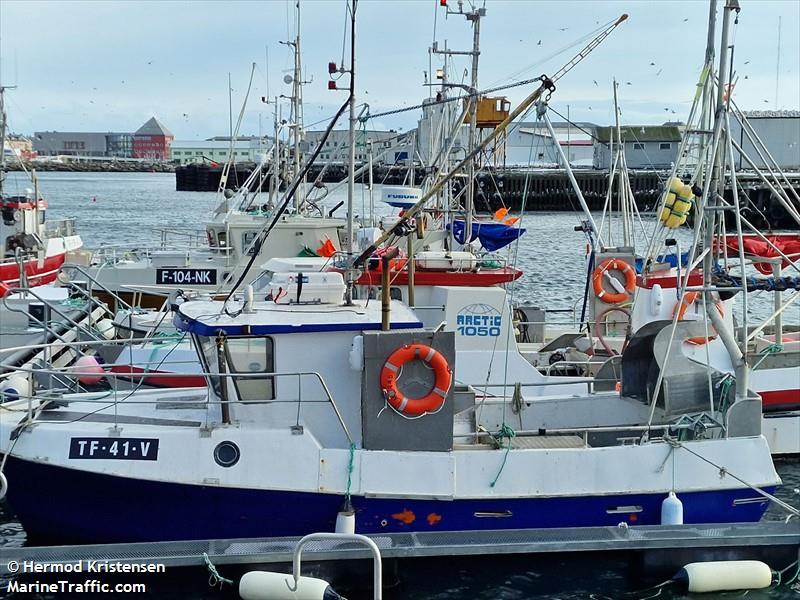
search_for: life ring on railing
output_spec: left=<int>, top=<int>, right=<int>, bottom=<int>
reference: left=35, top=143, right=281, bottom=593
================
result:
left=592, top=259, right=636, bottom=304
left=673, top=291, right=701, bottom=321
left=379, top=343, right=452, bottom=417
left=673, top=292, right=725, bottom=345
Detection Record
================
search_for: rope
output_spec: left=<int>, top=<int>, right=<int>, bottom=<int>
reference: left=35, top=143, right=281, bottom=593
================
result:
left=667, top=438, right=800, bottom=518
left=489, top=424, right=516, bottom=488
left=344, top=441, right=356, bottom=503
left=202, top=552, right=233, bottom=588
left=718, top=376, right=734, bottom=414
left=777, top=559, right=800, bottom=588
left=752, top=343, right=783, bottom=370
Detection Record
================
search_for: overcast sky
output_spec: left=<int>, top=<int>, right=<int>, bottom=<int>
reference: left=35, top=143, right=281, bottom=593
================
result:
left=1, top=0, right=798, bottom=140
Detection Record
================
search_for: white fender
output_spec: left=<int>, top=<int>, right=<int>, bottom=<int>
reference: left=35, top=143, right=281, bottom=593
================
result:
left=649, top=284, right=663, bottom=316
left=660, top=491, right=683, bottom=525
left=674, top=560, right=773, bottom=593
left=0, top=374, right=32, bottom=400
left=239, top=571, right=342, bottom=600
left=94, top=318, right=117, bottom=340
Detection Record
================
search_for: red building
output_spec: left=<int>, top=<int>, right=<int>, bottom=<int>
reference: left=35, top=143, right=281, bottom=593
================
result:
left=132, top=117, right=173, bottom=160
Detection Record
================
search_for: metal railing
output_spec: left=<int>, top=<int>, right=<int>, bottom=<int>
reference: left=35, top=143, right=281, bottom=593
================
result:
left=156, top=227, right=209, bottom=249
left=44, top=218, right=76, bottom=238
left=0, top=338, right=353, bottom=445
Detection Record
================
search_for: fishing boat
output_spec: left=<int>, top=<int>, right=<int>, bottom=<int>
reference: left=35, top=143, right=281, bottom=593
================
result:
left=0, top=1, right=782, bottom=546
left=0, top=86, right=83, bottom=293
left=63, top=10, right=350, bottom=310
left=0, top=268, right=780, bottom=543
left=516, top=0, right=800, bottom=454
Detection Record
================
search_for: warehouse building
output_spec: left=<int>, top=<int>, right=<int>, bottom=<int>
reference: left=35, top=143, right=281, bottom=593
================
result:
left=593, top=125, right=682, bottom=170
left=34, top=116, right=172, bottom=159
left=730, top=110, right=800, bottom=171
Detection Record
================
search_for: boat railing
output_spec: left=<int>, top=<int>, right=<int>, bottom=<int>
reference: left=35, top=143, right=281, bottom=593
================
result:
left=0, top=339, right=352, bottom=445
left=88, top=242, right=235, bottom=265
left=1, top=339, right=726, bottom=448
left=44, top=218, right=77, bottom=238
left=155, top=227, right=209, bottom=250
left=58, top=264, right=140, bottom=314
left=1, top=287, right=114, bottom=357
left=451, top=420, right=718, bottom=446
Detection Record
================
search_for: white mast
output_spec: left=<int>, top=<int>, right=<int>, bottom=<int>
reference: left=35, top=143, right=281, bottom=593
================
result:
left=344, top=0, right=358, bottom=304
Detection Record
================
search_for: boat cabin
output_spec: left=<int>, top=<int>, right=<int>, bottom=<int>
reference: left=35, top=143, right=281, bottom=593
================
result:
left=1, top=194, right=45, bottom=258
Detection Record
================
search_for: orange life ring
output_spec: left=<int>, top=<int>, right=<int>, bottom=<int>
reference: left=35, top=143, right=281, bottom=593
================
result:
left=673, top=291, right=701, bottom=321
left=674, top=292, right=725, bottom=345
left=380, top=343, right=452, bottom=417
left=592, top=259, right=636, bottom=304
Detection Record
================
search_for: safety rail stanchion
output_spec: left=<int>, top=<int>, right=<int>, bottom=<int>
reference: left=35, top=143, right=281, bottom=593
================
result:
left=292, top=533, right=382, bottom=600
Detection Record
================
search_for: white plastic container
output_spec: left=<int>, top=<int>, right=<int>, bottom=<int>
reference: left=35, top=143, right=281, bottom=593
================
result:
left=416, top=250, right=478, bottom=271
left=267, top=272, right=345, bottom=305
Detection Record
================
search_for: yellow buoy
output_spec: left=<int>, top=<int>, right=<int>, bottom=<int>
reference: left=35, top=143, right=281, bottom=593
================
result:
left=661, top=178, right=694, bottom=228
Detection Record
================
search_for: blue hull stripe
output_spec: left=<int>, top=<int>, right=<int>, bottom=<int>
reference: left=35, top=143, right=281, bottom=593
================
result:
left=173, top=312, right=422, bottom=337
left=2, top=457, right=773, bottom=544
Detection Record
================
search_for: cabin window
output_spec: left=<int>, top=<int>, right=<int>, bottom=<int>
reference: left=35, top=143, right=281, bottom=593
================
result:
left=659, top=142, right=672, bottom=150
left=196, top=335, right=222, bottom=399
left=633, top=143, right=645, bottom=150
left=224, top=336, right=275, bottom=401
left=217, top=231, right=227, bottom=252
left=38, top=210, right=46, bottom=225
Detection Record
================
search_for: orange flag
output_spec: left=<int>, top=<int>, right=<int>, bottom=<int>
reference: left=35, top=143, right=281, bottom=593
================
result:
left=317, top=239, right=337, bottom=257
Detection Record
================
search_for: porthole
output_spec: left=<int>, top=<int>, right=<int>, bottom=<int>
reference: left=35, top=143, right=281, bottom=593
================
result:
left=213, top=441, right=240, bottom=467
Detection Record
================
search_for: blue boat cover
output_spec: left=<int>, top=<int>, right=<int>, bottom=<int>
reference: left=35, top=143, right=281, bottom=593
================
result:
left=634, top=252, right=689, bottom=273
left=448, top=220, right=526, bottom=252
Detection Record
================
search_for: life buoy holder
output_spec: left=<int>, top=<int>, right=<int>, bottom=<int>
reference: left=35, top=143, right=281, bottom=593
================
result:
left=673, top=292, right=725, bottom=345
left=592, top=259, right=636, bottom=304
left=380, top=343, right=452, bottom=417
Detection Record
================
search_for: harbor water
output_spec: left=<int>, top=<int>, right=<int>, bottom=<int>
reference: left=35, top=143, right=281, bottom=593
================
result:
left=0, top=171, right=798, bottom=599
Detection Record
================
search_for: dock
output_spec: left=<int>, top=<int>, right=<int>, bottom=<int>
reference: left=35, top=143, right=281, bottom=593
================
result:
left=3, top=522, right=798, bottom=574
left=174, top=162, right=800, bottom=229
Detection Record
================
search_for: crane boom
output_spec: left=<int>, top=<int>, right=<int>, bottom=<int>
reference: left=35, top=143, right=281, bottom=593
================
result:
left=352, top=13, right=628, bottom=269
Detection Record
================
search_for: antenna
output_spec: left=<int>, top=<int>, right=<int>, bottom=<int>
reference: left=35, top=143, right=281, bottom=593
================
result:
left=775, top=16, right=781, bottom=109
left=265, top=45, right=270, bottom=100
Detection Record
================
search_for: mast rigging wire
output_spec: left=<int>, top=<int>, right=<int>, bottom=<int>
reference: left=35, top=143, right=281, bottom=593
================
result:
left=221, top=96, right=351, bottom=312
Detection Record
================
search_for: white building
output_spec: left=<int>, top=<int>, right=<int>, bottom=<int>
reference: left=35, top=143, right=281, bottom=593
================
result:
left=170, top=137, right=271, bottom=165
left=730, top=110, right=800, bottom=171
left=504, top=121, right=597, bottom=168
left=303, top=129, right=411, bottom=165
